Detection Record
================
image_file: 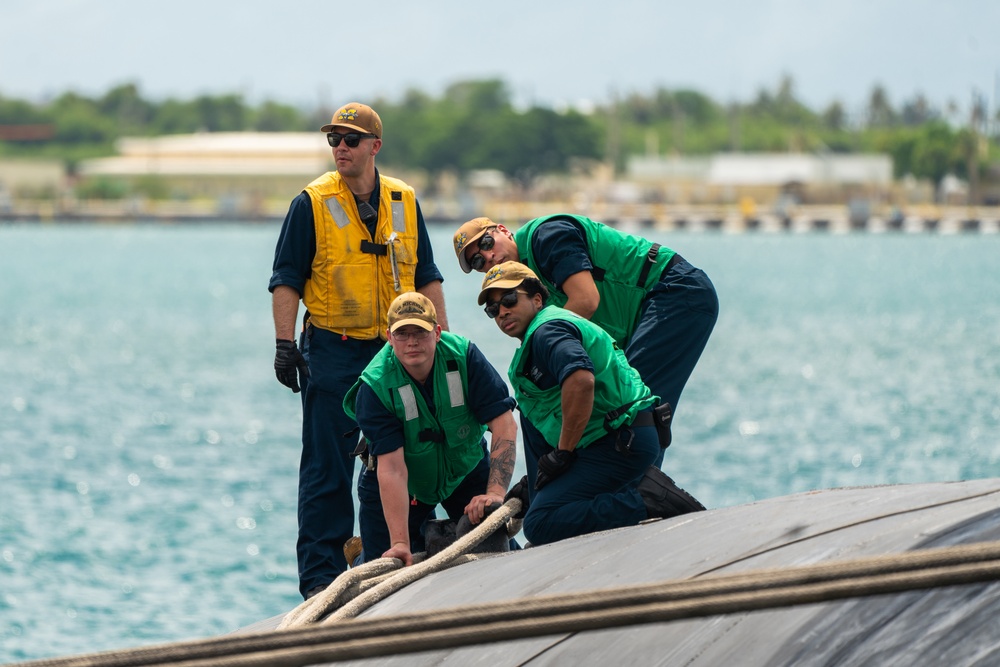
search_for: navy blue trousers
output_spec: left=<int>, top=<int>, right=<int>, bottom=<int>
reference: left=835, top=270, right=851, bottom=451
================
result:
left=521, top=416, right=658, bottom=546
left=356, top=450, right=490, bottom=562
left=627, top=257, right=718, bottom=466
left=296, top=326, right=385, bottom=598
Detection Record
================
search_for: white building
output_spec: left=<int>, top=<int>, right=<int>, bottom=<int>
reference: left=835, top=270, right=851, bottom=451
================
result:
left=80, top=132, right=335, bottom=191
left=627, top=152, right=893, bottom=204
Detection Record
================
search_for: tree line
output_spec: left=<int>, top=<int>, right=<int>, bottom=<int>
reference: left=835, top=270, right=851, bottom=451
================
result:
left=1, top=77, right=996, bottom=188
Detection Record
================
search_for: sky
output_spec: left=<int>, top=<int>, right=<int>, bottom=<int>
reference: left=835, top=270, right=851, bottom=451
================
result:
left=2, top=0, right=999, bottom=119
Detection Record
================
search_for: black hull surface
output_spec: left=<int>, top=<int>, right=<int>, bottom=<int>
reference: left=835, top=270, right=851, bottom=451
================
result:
left=237, top=478, right=1000, bottom=667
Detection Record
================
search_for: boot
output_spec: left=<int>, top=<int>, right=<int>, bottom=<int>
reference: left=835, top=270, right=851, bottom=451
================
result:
left=637, top=466, right=706, bottom=519
left=343, top=536, right=363, bottom=567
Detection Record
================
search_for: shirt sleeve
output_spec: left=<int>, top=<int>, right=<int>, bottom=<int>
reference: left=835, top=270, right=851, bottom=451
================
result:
left=354, top=383, right=407, bottom=457
left=530, top=216, right=593, bottom=290
left=529, top=320, right=595, bottom=388
left=268, top=192, right=316, bottom=295
left=413, top=200, right=445, bottom=289
left=465, top=342, right=516, bottom=424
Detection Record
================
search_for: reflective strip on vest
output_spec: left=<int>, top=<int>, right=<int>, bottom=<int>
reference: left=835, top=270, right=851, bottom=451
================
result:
left=391, top=201, right=406, bottom=233
left=325, top=197, right=351, bottom=229
left=446, top=370, right=465, bottom=408
left=397, top=385, right=419, bottom=421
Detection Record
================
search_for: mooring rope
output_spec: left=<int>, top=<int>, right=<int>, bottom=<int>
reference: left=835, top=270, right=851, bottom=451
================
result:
left=278, top=498, right=519, bottom=629
left=14, top=538, right=1000, bottom=667
left=322, top=498, right=518, bottom=623
left=276, top=558, right=398, bottom=629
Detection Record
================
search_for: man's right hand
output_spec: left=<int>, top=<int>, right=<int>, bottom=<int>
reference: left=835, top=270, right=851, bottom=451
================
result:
left=274, top=339, right=309, bottom=392
left=535, top=449, right=577, bottom=490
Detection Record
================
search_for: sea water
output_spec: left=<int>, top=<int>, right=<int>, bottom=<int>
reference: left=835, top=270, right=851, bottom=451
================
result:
left=1, top=222, right=998, bottom=662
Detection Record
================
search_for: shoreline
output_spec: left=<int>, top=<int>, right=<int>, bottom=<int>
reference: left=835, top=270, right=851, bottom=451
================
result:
left=3, top=198, right=1000, bottom=234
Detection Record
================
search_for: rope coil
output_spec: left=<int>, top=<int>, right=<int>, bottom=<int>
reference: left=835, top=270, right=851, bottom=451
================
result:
left=279, top=497, right=520, bottom=629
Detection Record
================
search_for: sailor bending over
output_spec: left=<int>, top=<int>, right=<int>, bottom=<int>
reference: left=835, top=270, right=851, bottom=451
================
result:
left=478, top=262, right=704, bottom=546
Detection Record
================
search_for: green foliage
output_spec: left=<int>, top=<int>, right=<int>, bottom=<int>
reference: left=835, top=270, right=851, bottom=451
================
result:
left=99, top=83, right=155, bottom=133
left=0, top=95, right=50, bottom=124
left=75, top=176, right=128, bottom=200
left=50, top=91, right=118, bottom=143
left=192, top=94, right=247, bottom=132
left=253, top=100, right=310, bottom=132
left=0, top=77, right=995, bottom=191
left=376, top=79, right=599, bottom=187
left=622, top=88, right=723, bottom=126
left=879, top=121, right=968, bottom=182
left=133, top=175, right=171, bottom=200
left=151, top=99, right=202, bottom=134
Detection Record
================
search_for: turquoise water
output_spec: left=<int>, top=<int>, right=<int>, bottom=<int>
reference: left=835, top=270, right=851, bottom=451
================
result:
left=2, top=223, right=999, bottom=662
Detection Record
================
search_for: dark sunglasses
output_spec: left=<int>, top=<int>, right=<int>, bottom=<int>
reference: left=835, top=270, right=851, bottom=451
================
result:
left=468, top=232, right=496, bottom=272
left=484, top=289, right=528, bottom=319
left=326, top=132, right=376, bottom=148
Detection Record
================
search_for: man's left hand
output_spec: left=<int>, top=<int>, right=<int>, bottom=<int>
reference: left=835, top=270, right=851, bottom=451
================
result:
left=535, top=449, right=577, bottom=490
left=382, top=544, right=413, bottom=567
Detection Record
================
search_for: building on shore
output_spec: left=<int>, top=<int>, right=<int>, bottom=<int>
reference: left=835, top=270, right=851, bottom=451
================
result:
left=626, top=152, right=899, bottom=206
left=77, top=132, right=334, bottom=217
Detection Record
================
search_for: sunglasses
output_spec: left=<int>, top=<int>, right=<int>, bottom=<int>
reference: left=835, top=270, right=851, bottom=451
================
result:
left=484, top=290, right=528, bottom=319
left=468, top=232, right=496, bottom=272
left=326, top=132, right=377, bottom=148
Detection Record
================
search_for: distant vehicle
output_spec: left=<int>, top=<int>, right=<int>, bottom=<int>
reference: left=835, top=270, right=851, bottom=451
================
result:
left=848, top=198, right=871, bottom=227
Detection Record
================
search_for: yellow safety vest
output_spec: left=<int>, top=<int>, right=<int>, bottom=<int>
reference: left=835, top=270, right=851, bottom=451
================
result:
left=302, top=172, right=419, bottom=340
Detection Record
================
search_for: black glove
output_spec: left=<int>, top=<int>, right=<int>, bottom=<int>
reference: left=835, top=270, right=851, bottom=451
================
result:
left=504, top=474, right=530, bottom=519
left=274, top=339, right=309, bottom=393
left=534, top=449, right=577, bottom=491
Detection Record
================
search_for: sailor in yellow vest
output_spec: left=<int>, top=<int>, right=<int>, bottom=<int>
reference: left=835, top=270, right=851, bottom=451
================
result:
left=344, top=293, right=518, bottom=566
left=269, top=103, right=449, bottom=598
left=478, top=262, right=704, bottom=545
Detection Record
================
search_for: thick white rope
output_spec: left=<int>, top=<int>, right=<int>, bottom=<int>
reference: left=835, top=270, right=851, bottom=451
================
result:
left=323, top=498, right=519, bottom=623
left=278, top=498, right=520, bottom=629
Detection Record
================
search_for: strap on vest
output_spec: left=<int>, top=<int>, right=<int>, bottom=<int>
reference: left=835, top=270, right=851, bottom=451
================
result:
left=360, top=240, right=388, bottom=256
left=636, top=243, right=661, bottom=288
left=590, top=242, right=660, bottom=286
left=604, top=398, right=642, bottom=431
left=417, top=429, right=445, bottom=443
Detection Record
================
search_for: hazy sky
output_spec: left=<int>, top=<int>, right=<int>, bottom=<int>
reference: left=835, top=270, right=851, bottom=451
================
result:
left=3, top=0, right=998, bottom=117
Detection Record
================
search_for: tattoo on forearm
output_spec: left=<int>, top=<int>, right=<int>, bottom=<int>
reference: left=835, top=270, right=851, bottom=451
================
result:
left=488, top=439, right=516, bottom=491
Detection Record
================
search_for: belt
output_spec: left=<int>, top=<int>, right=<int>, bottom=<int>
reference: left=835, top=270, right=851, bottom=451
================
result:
left=629, top=402, right=673, bottom=449
left=631, top=411, right=655, bottom=426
